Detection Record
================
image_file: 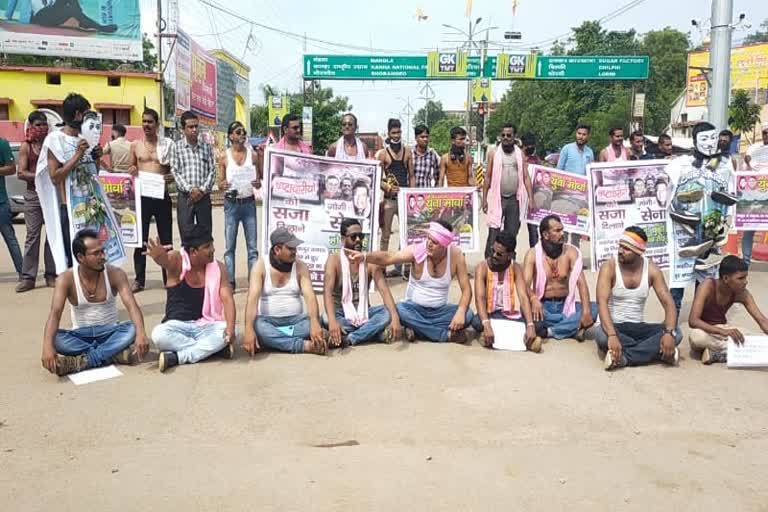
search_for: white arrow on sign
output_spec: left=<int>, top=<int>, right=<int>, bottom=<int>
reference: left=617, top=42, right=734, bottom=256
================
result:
left=306, top=59, right=311, bottom=76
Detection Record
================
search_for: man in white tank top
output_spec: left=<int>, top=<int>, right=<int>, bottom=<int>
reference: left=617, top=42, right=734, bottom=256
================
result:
left=41, top=229, right=148, bottom=376
left=595, top=226, right=682, bottom=371
left=219, top=121, right=260, bottom=291
left=347, top=220, right=475, bottom=343
left=243, top=228, right=328, bottom=355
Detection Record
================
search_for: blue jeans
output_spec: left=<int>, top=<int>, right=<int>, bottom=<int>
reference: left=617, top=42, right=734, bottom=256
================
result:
left=536, top=299, right=598, bottom=339
left=471, top=310, right=526, bottom=331
left=0, top=200, right=23, bottom=275
left=55, top=321, right=136, bottom=368
left=742, top=230, right=755, bottom=266
left=396, top=301, right=475, bottom=342
left=152, top=320, right=227, bottom=364
left=256, top=314, right=311, bottom=353
left=224, top=198, right=258, bottom=287
left=595, top=322, right=682, bottom=366
left=326, top=305, right=391, bottom=345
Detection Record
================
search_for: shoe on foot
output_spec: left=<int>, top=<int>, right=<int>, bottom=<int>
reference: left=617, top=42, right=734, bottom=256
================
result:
left=528, top=336, right=542, bottom=353
left=381, top=326, right=395, bottom=344
left=131, top=281, right=145, bottom=293
left=111, top=346, right=138, bottom=365
left=679, top=223, right=695, bottom=236
left=55, top=354, right=88, bottom=376
left=534, top=323, right=548, bottom=339
left=45, top=276, right=56, bottom=288
left=711, top=189, right=738, bottom=206
left=676, top=188, right=705, bottom=203
left=695, top=252, right=725, bottom=271
left=575, top=328, right=587, bottom=342
left=678, top=239, right=714, bottom=258
left=215, top=343, right=234, bottom=359
left=447, top=329, right=468, bottom=344
left=670, top=208, right=701, bottom=227
left=604, top=351, right=627, bottom=371
left=15, top=280, right=35, bottom=293
left=405, top=328, right=416, bottom=342
left=702, top=348, right=727, bottom=365
left=661, top=347, right=680, bottom=366
left=158, top=351, right=179, bottom=372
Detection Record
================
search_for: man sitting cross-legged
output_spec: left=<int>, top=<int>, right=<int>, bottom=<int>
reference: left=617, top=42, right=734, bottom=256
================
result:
left=242, top=228, right=328, bottom=356
left=347, top=220, right=474, bottom=343
left=148, top=225, right=237, bottom=373
left=595, top=226, right=682, bottom=371
left=473, top=232, right=541, bottom=352
left=41, top=229, right=149, bottom=376
left=323, top=218, right=403, bottom=346
left=522, top=215, right=596, bottom=341
left=688, top=255, right=768, bottom=365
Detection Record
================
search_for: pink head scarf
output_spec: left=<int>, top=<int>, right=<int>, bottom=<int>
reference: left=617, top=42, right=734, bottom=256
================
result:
left=412, top=222, right=455, bottom=264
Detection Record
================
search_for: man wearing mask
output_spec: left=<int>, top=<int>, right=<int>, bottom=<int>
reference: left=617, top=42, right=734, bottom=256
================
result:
left=327, top=113, right=372, bottom=161
left=598, top=127, right=628, bottom=162
left=322, top=219, right=402, bottom=346
left=473, top=232, right=541, bottom=352
left=377, top=118, right=415, bottom=277
left=412, top=125, right=440, bottom=188
left=483, top=123, right=533, bottom=260
left=742, top=123, right=768, bottom=266
left=439, top=127, right=475, bottom=187
left=275, top=114, right=311, bottom=154
left=522, top=215, right=597, bottom=341
left=16, top=111, right=56, bottom=292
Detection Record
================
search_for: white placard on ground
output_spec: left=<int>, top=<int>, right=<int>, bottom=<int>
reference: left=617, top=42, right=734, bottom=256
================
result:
left=727, top=335, right=768, bottom=368
left=491, top=319, right=527, bottom=351
left=139, top=172, right=166, bottom=199
left=68, top=365, right=123, bottom=385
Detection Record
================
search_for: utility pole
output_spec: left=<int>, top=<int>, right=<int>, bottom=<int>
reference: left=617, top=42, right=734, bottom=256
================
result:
left=480, top=28, right=490, bottom=161
left=418, top=82, right=435, bottom=127
left=709, top=0, right=733, bottom=130
left=156, top=0, right=164, bottom=128
left=465, top=19, right=474, bottom=132
left=398, top=96, right=415, bottom=144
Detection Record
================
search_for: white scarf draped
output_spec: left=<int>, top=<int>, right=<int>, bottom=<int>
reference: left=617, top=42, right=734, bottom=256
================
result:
left=335, top=136, right=367, bottom=161
left=339, top=249, right=369, bottom=326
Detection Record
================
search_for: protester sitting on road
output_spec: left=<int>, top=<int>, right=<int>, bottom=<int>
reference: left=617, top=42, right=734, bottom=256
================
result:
left=473, top=232, right=541, bottom=352
left=148, top=225, right=236, bottom=373
left=242, top=228, right=328, bottom=356
left=41, top=229, right=148, bottom=376
left=322, top=219, right=402, bottom=346
left=347, top=220, right=475, bottom=343
left=522, top=215, right=596, bottom=342
left=595, top=226, right=682, bottom=371
left=688, top=255, right=768, bottom=365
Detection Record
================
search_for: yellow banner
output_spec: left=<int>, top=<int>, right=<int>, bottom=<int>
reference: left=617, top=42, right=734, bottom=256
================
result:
left=427, top=51, right=469, bottom=78
left=471, top=79, right=491, bottom=104
left=495, top=52, right=536, bottom=79
left=268, top=95, right=289, bottom=127
left=686, top=43, right=768, bottom=107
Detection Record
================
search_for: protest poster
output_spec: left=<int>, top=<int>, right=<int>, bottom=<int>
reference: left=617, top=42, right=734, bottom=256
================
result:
left=67, top=162, right=126, bottom=266
left=727, top=336, right=768, bottom=368
left=747, top=145, right=768, bottom=171
left=398, top=188, right=479, bottom=252
left=262, top=148, right=381, bottom=290
left=734, top=172, right=768, bottom=231
left=99, top=173, right=142, bottom=248
left=528, top=165, right=591, bottom=235
left=589, top=160, right=672, bottom=272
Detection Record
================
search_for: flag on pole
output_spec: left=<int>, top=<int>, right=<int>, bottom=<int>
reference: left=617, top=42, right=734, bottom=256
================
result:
left=512, top=0, right=519, bottom=16
left=465, top=0, right=473, bottom=17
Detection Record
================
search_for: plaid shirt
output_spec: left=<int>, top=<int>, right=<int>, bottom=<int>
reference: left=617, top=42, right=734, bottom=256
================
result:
left=412, top=147, right=440, bottom=187
left=169, top=138, right=216, bottom=193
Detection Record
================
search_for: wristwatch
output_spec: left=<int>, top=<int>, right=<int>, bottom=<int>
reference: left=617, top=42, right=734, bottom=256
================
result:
left=662, top=327, right=675, bottom=336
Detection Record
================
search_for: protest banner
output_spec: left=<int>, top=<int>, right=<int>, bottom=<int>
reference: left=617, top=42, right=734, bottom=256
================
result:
left=528, top=165, right=591, bottom=235
left=728, top=336, right=768, bottom=368
left=734, top=172, right=768, bottom=231
left=589, top=160, right=672, bottom=272
left=747, top=144, right=768, bottom=171
left=398, top=188, right=479, bottom=252
left=67, top=162, right=126, bottom=266
left=175, top=29, right=218, bottom=124
left=99, top=173, right=142, bottom=248
left=262, top=148, right=381, bottom=290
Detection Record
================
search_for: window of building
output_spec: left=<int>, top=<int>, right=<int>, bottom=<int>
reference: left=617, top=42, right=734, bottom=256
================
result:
left=32, top=103, right=64, bottom=117
left=100, top=108, right=131, bottom=125
left=46, top=73, right=61, bottom=85
left=107, top=76, right=121, bottom=87
left=0, top=104, right=8, bottom=121
left=681, top=113, right=688, bottom=124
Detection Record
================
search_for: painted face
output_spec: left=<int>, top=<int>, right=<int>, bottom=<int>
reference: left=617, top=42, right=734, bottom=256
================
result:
left=695, top=129, right=720, bottom=157
left=81, top=111, right=102, bottom=148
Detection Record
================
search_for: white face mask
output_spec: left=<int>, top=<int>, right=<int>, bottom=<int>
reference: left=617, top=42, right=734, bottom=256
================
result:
left=695, top=129, right=719, bottom=157
left=81, top=111, right=102, bottom=149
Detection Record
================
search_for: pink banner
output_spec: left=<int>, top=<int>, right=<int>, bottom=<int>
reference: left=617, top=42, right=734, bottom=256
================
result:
left=175, top=29, right=217, bottom=124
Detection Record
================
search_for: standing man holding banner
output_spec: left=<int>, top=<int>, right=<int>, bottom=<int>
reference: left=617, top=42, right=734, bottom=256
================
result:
left=598, top=127, right=628, bottom=162
left=128, top=108, right=173, bottom=293
left=557, top=124, right=593, bottom=247
left=170, top=111, right=216, bottom=234
left=275, top=114, right=311, bottom=154
left=327, top=113, right=372, bottom=161
left=483, top=123, right=533, bottom=259
left=741, top=123, right=768, bottom=267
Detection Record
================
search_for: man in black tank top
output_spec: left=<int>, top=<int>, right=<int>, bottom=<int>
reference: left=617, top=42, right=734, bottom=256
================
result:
left=148, top=225, right=236, bottom=372
left=377, top=119, right=415, bottom=278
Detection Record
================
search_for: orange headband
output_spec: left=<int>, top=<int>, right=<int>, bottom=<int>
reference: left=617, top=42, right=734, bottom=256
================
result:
left=620, top=231, right=647, bottom=254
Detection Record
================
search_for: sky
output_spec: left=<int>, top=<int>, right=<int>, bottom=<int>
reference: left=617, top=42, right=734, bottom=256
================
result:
left=140, top=0, right=767, bottom=140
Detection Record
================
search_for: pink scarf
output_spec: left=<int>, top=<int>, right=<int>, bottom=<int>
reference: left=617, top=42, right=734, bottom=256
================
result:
left=534, top=242, right=582, bottom=317
left=339, top=248, right=369, bottom=327
left=275, top=136, right=311, bottom=154
left=605, top=144, right=628, bottom=161
left=487, top=264, right=520, bottom=319
left=412, top=222, right=454, bottom=264
left=487, top=145, right=526, bottom=229
left=180, top=248, right=224, bottom=325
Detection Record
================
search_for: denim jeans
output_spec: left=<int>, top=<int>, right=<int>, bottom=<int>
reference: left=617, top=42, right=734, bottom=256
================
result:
left=255, top=314, right=311, bottom=353
left=224, top=198, right=258, bottom=287
left=396, top=301, right=475, bottom=342
left=742, top=230, right=755, bottom=266
left=326, top=305, right=391, bottom=345
left=0, top=200, right=23, bottom=275
left=595, top=322, right=682, bottom=366
left=471, top=310, right=526, bottom=332
left=485, top=196, right=521, bottom=259
left=177, top=192, right=212, bottom=235
left=152, top=320, right=227, bottom=364
left=535, top=299, right=598, bottom=339
left=55, top=321, right=136, bottom=369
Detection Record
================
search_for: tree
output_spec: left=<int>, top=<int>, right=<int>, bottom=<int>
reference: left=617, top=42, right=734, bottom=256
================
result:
left=429, top=115, right=464, bottom=155
left=640, top=28, right=689, bottom=134
left=744, top=19, right=768, bottom=45
left=413, top=100, right=446, bottom=127
left=729, top=90, right=762, bottom=141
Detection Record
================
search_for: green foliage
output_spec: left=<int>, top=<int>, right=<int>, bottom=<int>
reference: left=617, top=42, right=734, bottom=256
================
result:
left=414, top=100, right=447, bottom=127
left=430, top=114, right=464, bottom=155
left=744, top=19, right=768, bottom=45
left=729, top=89, right=762, bottom=135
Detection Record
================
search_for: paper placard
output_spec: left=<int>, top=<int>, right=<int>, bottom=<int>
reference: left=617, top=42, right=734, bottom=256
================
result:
left=727, top=335, right=768, bottom=368
left=490, top=319, right=527, bottom=351
left=68, top=365, right=123, bottom=385
left=139, top=172, right=166, bottom=199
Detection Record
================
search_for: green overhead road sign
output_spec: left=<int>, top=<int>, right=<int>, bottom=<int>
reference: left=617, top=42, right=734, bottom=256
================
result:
left=302, top=54, right=648, bottom=80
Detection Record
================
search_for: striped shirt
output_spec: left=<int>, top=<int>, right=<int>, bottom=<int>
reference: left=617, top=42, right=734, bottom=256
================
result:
left=412, top=146, right=439, bottom=187
left=169, top=138, right=216, bottom=193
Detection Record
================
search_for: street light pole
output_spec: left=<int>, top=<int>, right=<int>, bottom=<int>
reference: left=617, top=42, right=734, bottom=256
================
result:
left=709, top=0, right=733, bottom=130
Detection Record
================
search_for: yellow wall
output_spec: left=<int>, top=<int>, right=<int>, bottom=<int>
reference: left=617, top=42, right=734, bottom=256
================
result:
left=0, top=68, right=160, bottom=125
left=235, top=95, right=247, bottom=129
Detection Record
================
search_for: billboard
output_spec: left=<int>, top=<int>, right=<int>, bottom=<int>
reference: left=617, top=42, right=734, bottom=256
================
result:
left=495, top=52, right=536, bottom=79
left=268, top=95, right=289, bottom=127
left=0, top=0, right=142, bottom=60
left=175, top=29, right=217, bottom=124
left=427, top=50, right=469, bottom=78
left=686, top=43, right=768, bottom=107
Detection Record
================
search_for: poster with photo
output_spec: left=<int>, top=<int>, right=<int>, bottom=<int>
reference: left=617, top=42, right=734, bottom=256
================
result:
left=527, top=165, right=591, bottom=235
left=734, top=172, right=768, bottom=231
left=398, top=188, right=479, bottom=252
left=99, top=173, right=142, bottom=248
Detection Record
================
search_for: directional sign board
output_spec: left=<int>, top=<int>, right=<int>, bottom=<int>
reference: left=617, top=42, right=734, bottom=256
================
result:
left=303, top=55, right=484, bottom=80
left=535, top=56, right=649, bottom=80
